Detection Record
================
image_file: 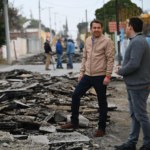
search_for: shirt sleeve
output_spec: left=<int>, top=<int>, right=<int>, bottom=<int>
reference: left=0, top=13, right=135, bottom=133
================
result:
left=105, top=39, right=115, bottom=76
left=118, top=41, right=144, bottom=76
left=80, top=43, right=87, bottom=75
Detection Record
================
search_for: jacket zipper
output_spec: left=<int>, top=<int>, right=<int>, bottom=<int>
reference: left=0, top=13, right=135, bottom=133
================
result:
left=90, top=42, right=94, bottom=76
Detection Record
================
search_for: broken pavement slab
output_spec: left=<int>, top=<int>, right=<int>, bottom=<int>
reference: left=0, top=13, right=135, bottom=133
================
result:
left=29, top=135, right=49, bottom=144
left=0, top=83, right=39, bottom=93
left=44, top=111, right=55, bottom=122
left=54, top=110, right=69, bottom=122
left=56, top=126, right=74, bottom=132
left=39, top=125, right=56, bottom=133
left=0, top=122, right=19, bottom=129
left=48, top=132, right=90, bottom=144
left=67, top=115, right=89, bottom=127
left=13, top=135, right=28, bottom=140
left=82, top=109, right=98, bottom=115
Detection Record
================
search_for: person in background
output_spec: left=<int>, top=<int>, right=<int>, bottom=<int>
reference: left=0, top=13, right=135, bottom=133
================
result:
left=79, top=42, right=84, bottom=52
left=56, top=39, right=64, bottom=69
left=44, top=39, right=52, bottom=70
left=66, top=38, right=75, bottom=69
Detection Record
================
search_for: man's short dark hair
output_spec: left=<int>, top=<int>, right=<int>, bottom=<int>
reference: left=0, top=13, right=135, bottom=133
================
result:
left=128, top=17, right=143, bottom=33
left=90, top=19, right=103, bottom=28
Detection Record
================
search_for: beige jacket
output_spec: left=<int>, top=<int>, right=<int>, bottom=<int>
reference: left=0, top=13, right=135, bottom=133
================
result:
left=80, top=34, right=115, bottom=76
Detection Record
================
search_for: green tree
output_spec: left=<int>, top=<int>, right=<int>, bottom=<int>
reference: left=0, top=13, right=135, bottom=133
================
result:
left=0, top=1, right=5, bottom=47
left=27, top=19, right=55, bottom=35
left=45, top=27, right=55, bottom=35
left=8, top=2, right=25, bottom=30
left=95, top=0, right=142, bottom=33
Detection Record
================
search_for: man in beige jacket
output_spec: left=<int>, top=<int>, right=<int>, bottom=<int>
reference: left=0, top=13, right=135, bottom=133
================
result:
left=61, top=19, right=114, bottom=137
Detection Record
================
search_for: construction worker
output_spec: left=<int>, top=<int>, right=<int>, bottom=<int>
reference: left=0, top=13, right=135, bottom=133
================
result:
left=44, top=39, right=52, bottom=70
left=56, top=39, right=64, bottom=69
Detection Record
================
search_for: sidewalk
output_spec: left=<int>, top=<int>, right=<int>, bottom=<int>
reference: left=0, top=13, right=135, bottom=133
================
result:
left=0, top=62, right=121, bottom=78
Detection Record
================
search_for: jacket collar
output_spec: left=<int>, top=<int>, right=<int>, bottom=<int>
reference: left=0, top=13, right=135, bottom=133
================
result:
left=129, top=32, right=142, bottom=40
left=91, top=34, right=105, bottom=44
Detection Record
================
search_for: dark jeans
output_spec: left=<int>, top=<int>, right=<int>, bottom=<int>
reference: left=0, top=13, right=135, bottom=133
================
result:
left=71, top=75, right=107, bottom=131
left=68, top=54, right=73, bottom=69
left=80, top=48, right=83, bottom=52
left=56, top=54, right=62, bottom=68
left=126, top=88, right=150, bottom=148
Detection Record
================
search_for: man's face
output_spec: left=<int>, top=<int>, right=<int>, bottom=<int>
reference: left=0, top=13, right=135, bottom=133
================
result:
left=90, top=22, right=103, bottom=38
left=126, top=22, right=133, bottom=38
left=126, top=23, right=130, bottom=38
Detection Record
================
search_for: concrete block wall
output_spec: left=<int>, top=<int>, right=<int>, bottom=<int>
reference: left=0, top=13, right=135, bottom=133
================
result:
left=0, top=37, right=43, bottom=61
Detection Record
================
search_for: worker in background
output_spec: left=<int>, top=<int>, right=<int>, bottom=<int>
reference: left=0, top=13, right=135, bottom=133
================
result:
left=44, top=39, right=52, bottom=70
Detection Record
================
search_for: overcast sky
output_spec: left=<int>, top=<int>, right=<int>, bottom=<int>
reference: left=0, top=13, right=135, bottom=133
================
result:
left=9, top=0, right=150, bottom=40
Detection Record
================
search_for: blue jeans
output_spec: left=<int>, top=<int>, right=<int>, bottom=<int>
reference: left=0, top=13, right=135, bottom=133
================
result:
left=57, top=54, right=62, bottom=68
left=68, top=54, right=73, bottom=69
left=71, top=75, right=107, bottom=131
left=126, top=88, right=150, bottom=148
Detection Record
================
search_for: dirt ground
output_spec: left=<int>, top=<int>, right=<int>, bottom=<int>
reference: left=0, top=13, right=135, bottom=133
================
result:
left=87, top=80, right=145, bottom=150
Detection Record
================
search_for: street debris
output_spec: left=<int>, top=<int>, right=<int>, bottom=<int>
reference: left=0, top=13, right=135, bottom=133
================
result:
left=15, top=52, right=83, bottom=65
left=0, top=69, right=118, bottom=150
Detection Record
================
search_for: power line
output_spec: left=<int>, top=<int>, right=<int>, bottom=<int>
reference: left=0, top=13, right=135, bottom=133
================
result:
left=88, top=0, right=99, bottom=13
left=51, top=12, right=79, bottom=19
left=41, top=0, right=92, bottom=8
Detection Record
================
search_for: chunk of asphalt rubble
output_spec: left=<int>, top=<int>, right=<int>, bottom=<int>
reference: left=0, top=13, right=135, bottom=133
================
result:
left=2, top=143, right=11, bottom=147
left=54, top=110, right=68, bottom=122
left=39, top=125, right=56, bottom=133
left=29, top=135, right=49, bottom=144
left=56, top=126, right=74, bottom=132
left=67, top=115, right=89, bottom=127
left=48, top=132, right=90, bottom=145
left=44, top=111, right=55, bottom=122
left=13, top=135, right=28, bottom=140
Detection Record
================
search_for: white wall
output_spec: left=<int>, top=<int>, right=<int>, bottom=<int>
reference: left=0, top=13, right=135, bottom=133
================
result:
left=28, top=38, right=43, bottom=54
left=1, top=37, right=43, bottom=60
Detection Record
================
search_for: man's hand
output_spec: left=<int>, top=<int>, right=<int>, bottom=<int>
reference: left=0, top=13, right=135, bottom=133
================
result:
left=103, top=77, right=110, bottom=85
left=49, top=52, right=52, bottom=55
left=78, top=75, right=83, bottom=83
left=115, top=66, right=122, bottom=75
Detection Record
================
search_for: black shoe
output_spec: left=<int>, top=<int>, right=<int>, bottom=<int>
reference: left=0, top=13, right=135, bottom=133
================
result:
left=114, top=143, right=136, bottom=150
left=139, top=145, right=150, bottom=150
left=59, top=67, right=64, bottom=69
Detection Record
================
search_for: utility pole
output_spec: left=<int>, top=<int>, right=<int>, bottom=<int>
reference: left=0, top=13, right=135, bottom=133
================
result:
left=39, top=0, right=42, bottom=50
left=59, top=21, right=62, bottom=37
left=139, top=0, right=143, bottom=13
left=54, top=13, right=57, bottom=36
left=86, top=10, right=88, bottom=38
left=103, top=0, right=106, bottom=33
left=115, top=0, right=121, bottom=65
left=49, top=7, right=53, bottom=43
left=3, top=0, right=12, bottom=65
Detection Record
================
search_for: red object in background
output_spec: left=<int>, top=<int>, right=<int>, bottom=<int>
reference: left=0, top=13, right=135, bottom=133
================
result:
left=109, top=22, right=127, bottom=33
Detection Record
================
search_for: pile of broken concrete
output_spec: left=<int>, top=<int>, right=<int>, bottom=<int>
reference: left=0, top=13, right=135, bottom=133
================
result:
left=16, top=52, right=83, bottom=65
left=0, top=70, right=117, bottom=150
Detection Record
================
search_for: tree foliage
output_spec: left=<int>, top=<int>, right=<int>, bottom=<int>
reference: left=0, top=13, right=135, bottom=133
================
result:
left=27, top=19, right=55, bottom=35
left=45, top=27, right=55, bottom=35
left=7, top=2, right=27, bottom=30
left=95, top=0, right=142, bottom=33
